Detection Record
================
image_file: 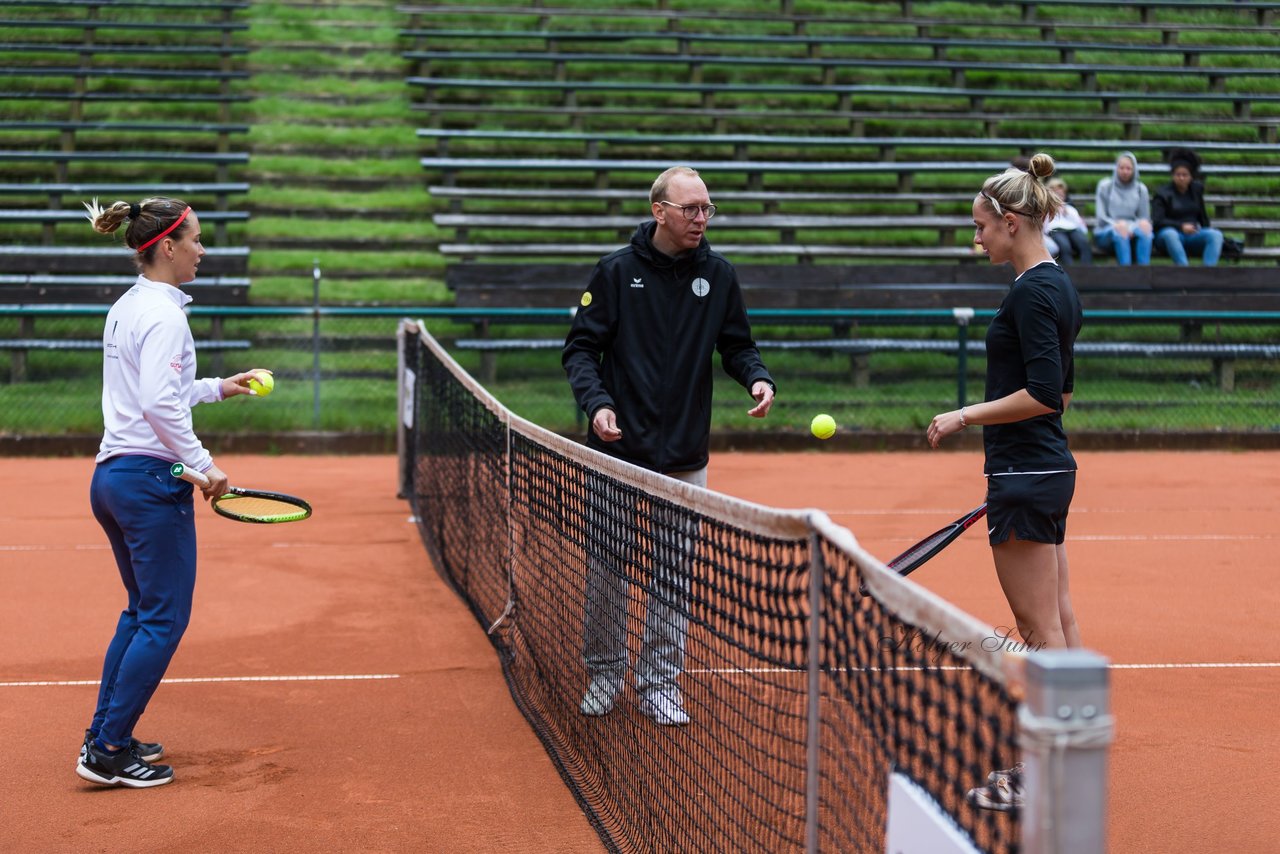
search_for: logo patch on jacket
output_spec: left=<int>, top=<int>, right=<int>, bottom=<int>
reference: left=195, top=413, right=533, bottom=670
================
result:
left=580, top=291, right=592, bottom=307
left=691, top=277, right=710, bottom=297
left=630, top=277, right=644, bottom=288
left=169, top=355, right=183, bottom=374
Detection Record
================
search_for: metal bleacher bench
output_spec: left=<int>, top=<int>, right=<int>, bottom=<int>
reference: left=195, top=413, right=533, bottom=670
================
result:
left=432, top=212, right=1280, bottom=256
left=0, top=18, right=248, bottom=35
left=452, top=336, right=1277, bottom=392
left=419, top=155, right=1280, bottom=192
left=0, top=336, right=250, bottom=382
left=426, top=185, right=1280, bottom=221
left=417, top=129, right=1280, bottom=162
left=2, top=208, right=248, bottom=246
left=445, top=263, right=1280, bottom=314
left=398, top=2, right=1280, bottom=38
left=0, top=121, right=250, bottom=155
left=0, top=272, right=250, bottom=304
left=405, top=48, right=1280, bottom=92
left=0, top=66, right=247, bottom=83
left=407, top=77, right=1280, bottom=118
left=408, top=77, right=1280, bottom=141
left=0, top=181, right=251, bottom=213
left=0, top=42, right=248, bottom=59
left=6, top=1, right=248, bottom=10
left=402, top=28, right=1280, bottom=70
left=0, top=150, right=249, bottom=186
left=0, top=245, right=249, bottom=277
left=446, top=258, right=1280, bottom=390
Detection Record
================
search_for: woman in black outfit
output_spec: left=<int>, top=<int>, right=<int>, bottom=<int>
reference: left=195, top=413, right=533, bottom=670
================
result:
left=929, top=150, right=1083, bottom=648
left=927, top=152, right=1085, bottom=811
left=1153, top=147, right=1224, bottom=266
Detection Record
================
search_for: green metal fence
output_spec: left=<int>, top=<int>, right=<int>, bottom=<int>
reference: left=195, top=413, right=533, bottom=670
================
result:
left=1, top=305, right=1277, bottom=440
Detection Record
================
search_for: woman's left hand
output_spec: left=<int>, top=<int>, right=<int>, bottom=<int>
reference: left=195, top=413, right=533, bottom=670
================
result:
left=927, top=409, right=967, bottom=449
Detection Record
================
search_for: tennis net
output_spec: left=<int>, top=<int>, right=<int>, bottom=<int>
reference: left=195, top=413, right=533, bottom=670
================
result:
left=397, top=320, right=1111, bottom=854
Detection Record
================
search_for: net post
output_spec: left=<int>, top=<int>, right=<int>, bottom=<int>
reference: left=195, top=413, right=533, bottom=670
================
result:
left=804, top=529, right=824, bottom=854
left=1019, top=649, right=1113, bottom=854
left=395, top=318, right=410, bottom=500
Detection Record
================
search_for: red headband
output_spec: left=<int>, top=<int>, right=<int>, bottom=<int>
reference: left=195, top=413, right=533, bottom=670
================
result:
left=136, top=206, right=192, bottom=254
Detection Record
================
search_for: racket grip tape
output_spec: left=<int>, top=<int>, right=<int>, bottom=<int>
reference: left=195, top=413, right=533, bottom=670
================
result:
left=170, top=462, right=211, bottom=488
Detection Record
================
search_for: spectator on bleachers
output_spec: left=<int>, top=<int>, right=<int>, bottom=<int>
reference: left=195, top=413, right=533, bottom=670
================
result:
left=1153, top=147, right=1224, bottom=267
left=1093, top=152, right=1153, bottom=266
left=1043, top=177, right=1092, bottom=265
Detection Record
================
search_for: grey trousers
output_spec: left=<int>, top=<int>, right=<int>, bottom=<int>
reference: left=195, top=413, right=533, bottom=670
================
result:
left=582, top=467, right=706, bottom=693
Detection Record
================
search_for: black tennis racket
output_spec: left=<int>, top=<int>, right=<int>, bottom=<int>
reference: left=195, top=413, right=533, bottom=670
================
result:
left=887, top=503, right=988, bottom=578
left=860, top=504, right=987, bottom=594
left=170, top=463, right=313, bottom=524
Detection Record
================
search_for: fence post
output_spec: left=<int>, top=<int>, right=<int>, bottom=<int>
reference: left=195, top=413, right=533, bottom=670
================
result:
left=312, top=259, right=322, bottom=430
left=1020, top=649, right=1113, bottom=854
left=953, top=307, right=974, bottom=409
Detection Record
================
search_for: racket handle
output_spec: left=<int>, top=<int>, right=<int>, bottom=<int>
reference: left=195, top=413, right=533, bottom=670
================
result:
left=170, top=462, right=211, bottom=488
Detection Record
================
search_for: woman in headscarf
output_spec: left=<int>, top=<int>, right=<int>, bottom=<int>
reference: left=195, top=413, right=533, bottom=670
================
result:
left=1153, top=147, right=1224, bottom=266
left=1093, top=151, right=1153, bottom=265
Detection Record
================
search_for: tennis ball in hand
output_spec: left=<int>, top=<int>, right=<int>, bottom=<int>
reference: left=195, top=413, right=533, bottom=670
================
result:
left=810, top=413, right=836, bottom=440
left=248, top=371, right=274, bottom=397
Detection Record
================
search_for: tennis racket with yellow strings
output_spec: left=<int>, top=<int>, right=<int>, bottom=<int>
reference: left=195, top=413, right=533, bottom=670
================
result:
left=170, top=462, right=312, bottom=523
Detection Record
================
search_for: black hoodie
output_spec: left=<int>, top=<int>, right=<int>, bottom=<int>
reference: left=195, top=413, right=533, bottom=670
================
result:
left=1152, top=179, right=1211, bottom=233
left=562, top=221, right=774, bottom=474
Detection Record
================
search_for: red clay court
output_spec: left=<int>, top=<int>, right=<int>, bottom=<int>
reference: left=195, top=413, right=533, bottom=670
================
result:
left=1, top=450, right=1276, bottom=852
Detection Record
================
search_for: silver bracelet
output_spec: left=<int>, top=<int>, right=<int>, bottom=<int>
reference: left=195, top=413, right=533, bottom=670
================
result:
left=959, top=407, right=968, bottom=428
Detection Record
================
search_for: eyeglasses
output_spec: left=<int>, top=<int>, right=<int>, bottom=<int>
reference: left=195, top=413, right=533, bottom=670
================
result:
left=658, top=200, right=717, bottom=221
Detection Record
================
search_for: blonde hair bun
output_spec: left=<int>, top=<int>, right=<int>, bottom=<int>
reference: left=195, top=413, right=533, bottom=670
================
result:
left=1028, top=152, right=1056, bottom=180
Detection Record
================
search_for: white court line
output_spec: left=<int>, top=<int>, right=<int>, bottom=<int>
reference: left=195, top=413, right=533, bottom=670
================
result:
left=1071, top=534, right=1273, bottom=542
left=868, top=533, right=1271, bottom=544
left=0, top=542, right=358, bottom=552
left=830, top=507, right=1263, bottom=516
left=0, top=544, right=109, bottom=552
left=0, top=674, right=400, bottom=688
left=688, top=662, right=1280, bottom=675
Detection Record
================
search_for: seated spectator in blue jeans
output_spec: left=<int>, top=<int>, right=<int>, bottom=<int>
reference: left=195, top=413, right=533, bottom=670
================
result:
left=1093, top=151, right=1153, bottom=265
left=1044, top=177, right=1092, bottom=265
left=1152, top=148, right=1224, bottom=267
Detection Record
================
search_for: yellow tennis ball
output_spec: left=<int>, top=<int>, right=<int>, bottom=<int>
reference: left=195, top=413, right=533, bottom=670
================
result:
left=811, top=413, right=836, bottom=440
left=248, top=371, right=274, bottom=397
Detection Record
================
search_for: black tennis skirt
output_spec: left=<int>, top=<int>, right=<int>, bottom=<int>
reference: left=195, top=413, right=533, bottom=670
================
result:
left=985, top=470, right=1076, bottom=546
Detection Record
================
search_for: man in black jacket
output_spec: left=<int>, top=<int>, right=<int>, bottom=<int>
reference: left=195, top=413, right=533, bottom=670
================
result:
left=562, top=166, right=775, bottom=725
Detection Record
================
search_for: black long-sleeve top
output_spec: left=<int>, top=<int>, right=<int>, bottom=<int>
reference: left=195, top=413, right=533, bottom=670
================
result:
left=983, top=262, right=1083, bottom=474
left=1152, top=180, right=1211, bottom=232
left=562, top=221, right=774, bottom=474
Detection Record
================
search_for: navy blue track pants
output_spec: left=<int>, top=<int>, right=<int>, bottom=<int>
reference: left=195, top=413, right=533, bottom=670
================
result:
left=88, top=454, right=198, bottom=747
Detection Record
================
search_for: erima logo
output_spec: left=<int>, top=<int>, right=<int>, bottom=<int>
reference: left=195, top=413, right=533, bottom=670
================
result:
left=630, top=277, right=644, bottom=288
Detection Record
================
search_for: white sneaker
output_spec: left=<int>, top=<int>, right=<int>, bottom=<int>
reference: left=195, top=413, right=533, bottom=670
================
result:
left=640, top=687, right=689, bottom=726
left=579, top=674, right=622, bottom=716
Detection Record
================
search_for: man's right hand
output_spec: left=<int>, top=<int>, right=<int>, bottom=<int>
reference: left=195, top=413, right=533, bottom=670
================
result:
left=592, top=408, right=623, bottom=442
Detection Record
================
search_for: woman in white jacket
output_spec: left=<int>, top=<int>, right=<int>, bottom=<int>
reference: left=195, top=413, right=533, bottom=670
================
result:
left=1043, top=177, right=1092, bottom=265
left=76, top=197, right=269, bottom=789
